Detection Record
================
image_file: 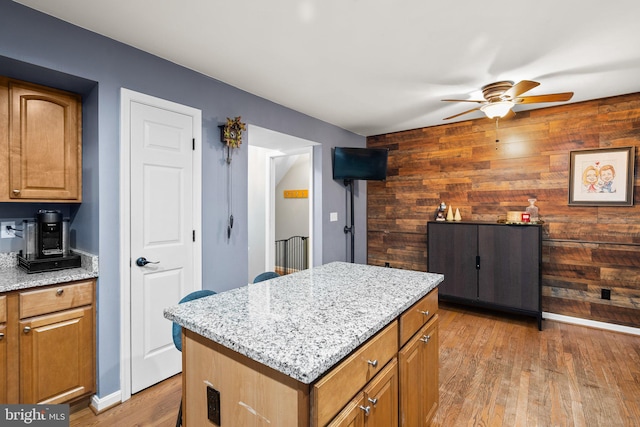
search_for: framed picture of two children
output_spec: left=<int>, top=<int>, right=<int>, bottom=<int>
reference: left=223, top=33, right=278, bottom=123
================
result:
left=569, top=146, right=635, bottom=206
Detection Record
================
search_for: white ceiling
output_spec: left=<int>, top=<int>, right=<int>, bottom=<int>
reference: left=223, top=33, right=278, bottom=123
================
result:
left=14, top=0, right=640, bottom=136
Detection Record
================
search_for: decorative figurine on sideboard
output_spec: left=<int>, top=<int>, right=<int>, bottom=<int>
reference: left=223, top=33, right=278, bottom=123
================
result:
left=446, top=206, right=454, bottom=221
left=435, top=202, right=447, bottom=221
left=454, top=208, right=462, bottom=221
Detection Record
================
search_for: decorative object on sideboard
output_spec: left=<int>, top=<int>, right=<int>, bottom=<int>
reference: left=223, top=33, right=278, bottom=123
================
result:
left=435, top=202, right=447, bottom=221
left=568, top=146, right=635, bottom=206
left=446, top=206, right=454, bottom=221
left=454, top=208, right=462, bottom=221
left=526, top=198, right=539, bottom=222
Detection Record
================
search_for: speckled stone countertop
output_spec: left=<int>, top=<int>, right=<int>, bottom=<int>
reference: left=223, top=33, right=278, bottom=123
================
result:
left=0, top=249, right=99, bottom=293
left=164, top=262, right=443, bottom=384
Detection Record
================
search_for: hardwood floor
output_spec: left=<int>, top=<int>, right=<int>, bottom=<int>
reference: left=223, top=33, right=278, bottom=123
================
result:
left=70, top=304, right=640, bottom=426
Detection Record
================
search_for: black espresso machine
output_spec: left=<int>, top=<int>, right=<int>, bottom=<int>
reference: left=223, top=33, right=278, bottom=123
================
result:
left=17, top=210, right=81, bottom=273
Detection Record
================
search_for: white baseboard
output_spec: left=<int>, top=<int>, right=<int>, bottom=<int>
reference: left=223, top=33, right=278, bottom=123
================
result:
left=543, top=312, right=640, bottom=336
left=90, top=390, right=122, bottom=414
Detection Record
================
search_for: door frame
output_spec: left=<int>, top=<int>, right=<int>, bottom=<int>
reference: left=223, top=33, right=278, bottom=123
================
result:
left=118, top=88, right=202, bottom=402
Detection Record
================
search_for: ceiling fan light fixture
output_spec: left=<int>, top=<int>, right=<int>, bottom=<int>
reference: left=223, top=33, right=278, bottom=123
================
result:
left=480, top=101, right=514, bottom=119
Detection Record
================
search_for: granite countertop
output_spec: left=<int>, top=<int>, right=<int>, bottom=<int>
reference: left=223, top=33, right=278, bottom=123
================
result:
left=164, top=261, right=443, bottom=384
left=0, top=249, right=99, bottom=293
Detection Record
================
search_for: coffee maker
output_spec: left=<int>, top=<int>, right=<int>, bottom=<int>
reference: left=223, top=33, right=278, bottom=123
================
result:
left=17, top=210, right=80, bottom=273
left=36, top=210, right=64, bottom=258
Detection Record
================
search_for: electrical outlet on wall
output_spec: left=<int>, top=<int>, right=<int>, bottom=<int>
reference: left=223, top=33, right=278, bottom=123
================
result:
left=1, top=221, right=16, bottom=239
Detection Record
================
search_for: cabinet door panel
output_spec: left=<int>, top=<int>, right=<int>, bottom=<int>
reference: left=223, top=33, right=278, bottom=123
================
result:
left=428, top=223, right=478, bottom=299
left=399, top=316, right=439, bottom=427
left=0, top=323, right=6, bottom=403
left=327, top=394, right=366, bottom=427
left=19, top=306, right=94, bottom=404
left=364, top=358, right=398, bottom=427
left=478, top=225, right=540, bottom=311
left=9, top=81, right=81, bottom=201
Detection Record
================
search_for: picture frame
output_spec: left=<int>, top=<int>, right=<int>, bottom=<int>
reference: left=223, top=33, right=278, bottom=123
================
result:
left=568, top=146, right=635, bottom=206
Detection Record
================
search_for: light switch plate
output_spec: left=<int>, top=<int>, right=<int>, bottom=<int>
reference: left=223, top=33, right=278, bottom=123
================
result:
left=330, top=212, right=338, bottom=222
left=1, top=221, right=15, bottom=239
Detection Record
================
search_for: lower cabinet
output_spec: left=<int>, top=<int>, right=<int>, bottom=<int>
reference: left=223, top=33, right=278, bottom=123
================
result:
left=398, top=315, right=439, bottom=426
left=20, top=305, right=94, bottom=403
left=1, top=279, right=96, bottom=404
left=319, top=289, right=439, bottom=427
left=329, top=359, right=398, bottom=427
left=0, top=295, right=6, bottom=403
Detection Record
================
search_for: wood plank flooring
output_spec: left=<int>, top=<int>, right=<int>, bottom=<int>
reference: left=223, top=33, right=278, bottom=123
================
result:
left=70, top=304, right=640, bottom=426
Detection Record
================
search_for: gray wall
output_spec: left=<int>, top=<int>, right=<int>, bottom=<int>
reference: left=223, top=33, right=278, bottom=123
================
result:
left=0, top=0, right=366, bottom=398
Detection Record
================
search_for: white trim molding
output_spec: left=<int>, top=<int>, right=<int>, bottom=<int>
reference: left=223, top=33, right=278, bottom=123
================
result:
left=543, top=312, right=640, bottom=336
left=90, top=391, right=122, bottom=414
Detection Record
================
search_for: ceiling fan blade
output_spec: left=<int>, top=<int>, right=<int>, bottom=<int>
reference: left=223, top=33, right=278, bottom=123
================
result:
left=514, top=92, right=574, bottom=104
left=501, top=109, right=516, bottom=120
left=502, top=80, right=540, bottom=100
left=443, top=107, right=481, bottom=120
left=441, top=99, right=485, bottom=103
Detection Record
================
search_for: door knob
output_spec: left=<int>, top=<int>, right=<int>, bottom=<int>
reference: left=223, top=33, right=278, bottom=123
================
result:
left=136, top=257, right=159, bottom=267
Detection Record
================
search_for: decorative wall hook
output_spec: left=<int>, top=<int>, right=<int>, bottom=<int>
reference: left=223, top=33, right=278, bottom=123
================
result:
left=220, top=116, right=246, bottom=164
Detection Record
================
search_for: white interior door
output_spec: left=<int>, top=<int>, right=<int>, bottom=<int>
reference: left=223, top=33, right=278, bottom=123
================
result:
left=129, top=100, right=197, bottom=393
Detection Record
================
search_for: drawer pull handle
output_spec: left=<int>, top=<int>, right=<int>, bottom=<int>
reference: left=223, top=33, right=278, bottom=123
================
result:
left=23, top=326, right=31, bottom=334
left=56, top=288, right=64, bottom=296
left=367, top=359, right=378, bottom=368
left=0, top=333, right=4, bottom=340
left=12, top=189, right=20, bottom=195
left=421, top=335, right=431, bottom=343
left=419, top=310, right=430, bottom=316
left=368, top=397, right=378, bottom=405
left=359, top=405, right=371, bottom=416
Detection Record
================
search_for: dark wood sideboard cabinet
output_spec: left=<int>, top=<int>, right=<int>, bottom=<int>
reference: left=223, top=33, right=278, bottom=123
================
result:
left=427, top=221, right=542, bottom=330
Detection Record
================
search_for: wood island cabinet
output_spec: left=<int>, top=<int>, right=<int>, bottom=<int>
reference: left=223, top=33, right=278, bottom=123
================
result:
left=0, top=77, right=82, bottom=202
left=1, top=279, right=96, bottom=404
left=182, top=286, right=440, bottom=427
left=428, top=221, right=542, bottom=329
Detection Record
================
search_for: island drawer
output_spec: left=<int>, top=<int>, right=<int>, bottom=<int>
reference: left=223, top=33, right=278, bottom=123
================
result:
left=399, top=287, right=438, bottom=346
left=0, top=295, right=6, bottom=322
left=19, top=280, right=94, bottom=319
left=312, top=320, right=398, bottom=427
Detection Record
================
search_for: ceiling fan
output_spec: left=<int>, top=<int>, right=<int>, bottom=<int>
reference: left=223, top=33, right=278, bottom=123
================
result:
left=442, top=80, right=574, bottom=120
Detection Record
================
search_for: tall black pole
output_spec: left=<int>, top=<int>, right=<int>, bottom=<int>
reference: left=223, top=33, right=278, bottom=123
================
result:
left=343, top=179, right=355, bottom=263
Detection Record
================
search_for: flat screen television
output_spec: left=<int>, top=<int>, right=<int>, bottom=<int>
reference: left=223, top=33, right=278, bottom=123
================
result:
left=332, top=147, right=389, bottom=181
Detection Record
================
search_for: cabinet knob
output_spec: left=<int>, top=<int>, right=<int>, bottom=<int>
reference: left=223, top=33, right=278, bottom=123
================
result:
left=420, top=335, right=431, bottom=343
left=368, top=397, right=378, bottom=405
left=12, top=189, right=20, bottom=195
left=23, top=326, right=31, bottom=334
left=0, top=333, right=4, bottom=340
left=56, top=288, right=64, bottom=296
left=367, top=359, right=378, bottom=368
left=419, top=310, right=430, bottom=316
left=359, top=405, right=371, bottom=416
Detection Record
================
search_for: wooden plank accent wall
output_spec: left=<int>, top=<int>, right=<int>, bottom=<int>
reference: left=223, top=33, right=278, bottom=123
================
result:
left=366, top=92, right=640, bottom=328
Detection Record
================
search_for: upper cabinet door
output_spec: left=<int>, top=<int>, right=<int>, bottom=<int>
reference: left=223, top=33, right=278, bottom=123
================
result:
left=8, top=80, right=82, bottom=201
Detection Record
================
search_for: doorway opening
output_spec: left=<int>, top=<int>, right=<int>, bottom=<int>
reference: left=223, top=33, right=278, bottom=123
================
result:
left=247, top=126, right=320, bottom=283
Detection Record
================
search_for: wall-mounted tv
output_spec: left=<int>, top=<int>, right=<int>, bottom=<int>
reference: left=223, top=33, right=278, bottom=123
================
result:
left=332, top=147, right=389, bottom=181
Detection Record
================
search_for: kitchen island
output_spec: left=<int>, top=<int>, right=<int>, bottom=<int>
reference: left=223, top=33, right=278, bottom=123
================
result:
left=164, top=262, right=443, bottom=426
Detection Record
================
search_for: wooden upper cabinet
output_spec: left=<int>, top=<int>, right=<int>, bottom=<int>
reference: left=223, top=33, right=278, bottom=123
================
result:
left=5, top=79, right=82, bottom=201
